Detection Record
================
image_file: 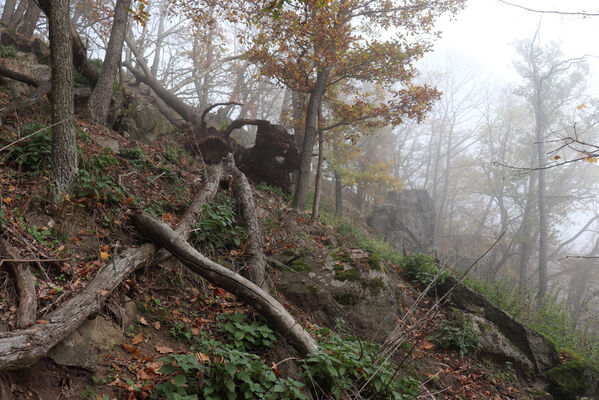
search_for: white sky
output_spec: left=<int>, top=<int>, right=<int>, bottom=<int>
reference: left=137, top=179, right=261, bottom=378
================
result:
left=426, top=0, right=599, bottom=92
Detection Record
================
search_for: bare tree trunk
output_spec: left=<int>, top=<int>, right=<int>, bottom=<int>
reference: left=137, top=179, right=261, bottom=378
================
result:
left=335, top=173, right=343, bottom=218
left=149, top=0, right=166, bottom=77
left=291, top=90, right=305, bottom=187
left=49, top=0, right=77, bottom=204
left=132, top=213, right=318, bottom=356
left=17, top=0, right=41, bottom=39
left=1, top=0, right=18, bottom=25
left=88, top=0, right=131, bottom=126
left=8, top=0, right=26, bottom=29
left=310, top=130, right=324, bottom=223
left=231, top=165, right=267, bottom=289
left=292, top=66, right=330, bottom=210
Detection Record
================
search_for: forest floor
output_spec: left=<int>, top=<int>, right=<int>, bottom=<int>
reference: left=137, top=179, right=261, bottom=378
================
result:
left=0, top=88, right=541, bottom=399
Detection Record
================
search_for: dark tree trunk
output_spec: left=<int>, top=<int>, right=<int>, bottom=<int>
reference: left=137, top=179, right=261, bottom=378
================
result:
left=335, top=173, right=343, bottom=218
left=310, top=130, right=324, bottom=223
left=48, top=0, right=77, bottom=203
left=17, top=1, right=41, bottom=39
left=292, top=66, right=330, bottom=210
left=88, top=0, right=130, bottom=126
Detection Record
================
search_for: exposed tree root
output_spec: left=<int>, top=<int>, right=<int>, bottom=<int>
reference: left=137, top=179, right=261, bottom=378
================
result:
left=0, top=163, right=228, bottom=371
left=132, top=212, right=318, bottom=356
left=0, top=238, right=36, bottom=329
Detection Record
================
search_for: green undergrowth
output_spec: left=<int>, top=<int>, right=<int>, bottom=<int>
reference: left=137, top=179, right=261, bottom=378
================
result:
left=155, top=312, right=421, bottom=400
left=191, top=192, right=246, bottom=253
left=303, top=328, right=420, bottom=399
left=431, top=309, right=481, bottom=356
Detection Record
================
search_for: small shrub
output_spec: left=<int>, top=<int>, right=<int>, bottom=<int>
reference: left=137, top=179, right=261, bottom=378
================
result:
left=217, top=313, right=275, bottom=351
left=154, top=339, right=306, bottom=400
left=162, top=145, right=186, bottom=164
left=73, top=149, right=125, bottom=205
left=191, top=193, right=246, bottom=250
left=119, top=147, right=149, bottom=169
left=5, top=124, right=53, bottom=172
left=302, top=328, right=420, bottom=399
left=401, top=253, right=445, bottom=286
left=256, top=181, right=286, bottom=199
left=0, top=44, right=17, bottom=58
left=431, top=310, right=481, bottom=356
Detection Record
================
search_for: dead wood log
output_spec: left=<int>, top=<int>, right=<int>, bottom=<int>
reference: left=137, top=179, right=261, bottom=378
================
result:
left=0, top=63, right=40, bottom=87
left=0, top=239, right=36, bottom=329
left=132, top=212, right=318, bottom=356
left=0, top=162, right=228, bottom=371
left=231, top=165, right=267, bottom=289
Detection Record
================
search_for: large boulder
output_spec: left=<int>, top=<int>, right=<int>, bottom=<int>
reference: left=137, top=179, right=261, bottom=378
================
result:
left=437, top=276, right=559, bottom=373
left=367, top=190, right=435, bottom=254
left=114, top=98, right=174, bottom=143
left=463, top=312, right=534, bottom=376
left=274, top=248, right=400, bottom=342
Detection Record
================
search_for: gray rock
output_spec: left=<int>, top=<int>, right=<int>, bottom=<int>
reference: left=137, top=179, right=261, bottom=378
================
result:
left=89, top=132, right=120, bottom=153
left=30, top=64, right=51, bottom=82
left=438, top=276, right=559, bottom=373
left=48, top=315, right=123, bottom=371
left=274, top=251, right=400, bottom=342
left=463, top=313, right=534, bottom=376
left=367, top=190, right=435, bottom=254
left=122, top=100, right=174, bottom=143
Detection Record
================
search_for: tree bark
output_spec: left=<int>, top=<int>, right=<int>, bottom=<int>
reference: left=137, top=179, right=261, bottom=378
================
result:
left=231, top=165, right=267, bottom=289
left=0, top=163, right=228, bottom=371
left=1, top=0, right=18, bottom=25
left=132, top=213, right=318, bottom=356
left=88, top=0, right=130, bottom=126
left=292, top=66, right=330, bottom=210
left=17, top=0, right=41, bottom=40
left=334, top=172, right=343, bottom=218
left=310, top=130, right=324, bottom=224
left=48, top=0, right=77, bottom=204
left=0, top=239, right=36, bottom=329
left=149, top=0, right=166, bottom=77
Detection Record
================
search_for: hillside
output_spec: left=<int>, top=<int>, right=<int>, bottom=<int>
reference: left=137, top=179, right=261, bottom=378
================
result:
left=0, top=27, right=597, bottom=400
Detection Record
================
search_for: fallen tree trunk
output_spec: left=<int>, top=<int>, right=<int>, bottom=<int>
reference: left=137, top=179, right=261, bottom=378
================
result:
left=0, top=163, right=227, bottom=371
left=132, top=212, right=318, bottom=356
left=231, top=165, right=267, bottom=289
left=0, top=239, right=36, bottom=329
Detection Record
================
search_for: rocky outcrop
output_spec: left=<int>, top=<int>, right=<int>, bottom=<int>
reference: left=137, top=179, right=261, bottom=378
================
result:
left=463, top=312, right=534, bottom=376
left=437, top=276, right=559, bottom=373
left=367, top=190, right=435, bottom=254
left=274, top=248, right=400, bottom=342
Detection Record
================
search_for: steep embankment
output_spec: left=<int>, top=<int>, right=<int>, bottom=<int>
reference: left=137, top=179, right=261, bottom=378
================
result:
left=0, top=39, right=596, bottom=400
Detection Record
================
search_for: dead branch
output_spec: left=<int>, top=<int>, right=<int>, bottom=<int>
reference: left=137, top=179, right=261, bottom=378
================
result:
left=0, top=162, right=228, bottom=371
left=132, top=212, right=318, bottom=356
left=0, top=63, right=41, bottom=87
left=0, top=239, right=36, bottom=329
left=231, top=165, right=267, bottom=289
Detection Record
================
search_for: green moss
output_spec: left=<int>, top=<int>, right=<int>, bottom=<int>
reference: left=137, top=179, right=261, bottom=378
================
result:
left=306, top=284, right=319, bottom=294
left=333, top=292, right=360, bottom=306
left=330, top=249, right=353, bottom=264
left=361, top=278, right=385, bottom=296
left=368, top=252, right=383, bottom=271
left=546, top=350, right=595, bottom=400
left=288, top=258, right=312, bottom=272
left=334, top=266, right=360, bottom=282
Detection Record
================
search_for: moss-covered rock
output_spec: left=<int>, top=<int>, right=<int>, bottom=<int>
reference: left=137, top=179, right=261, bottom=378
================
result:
left=330, top=249, right=353, bottom=264
left=546, top=350, right=597, bottom=400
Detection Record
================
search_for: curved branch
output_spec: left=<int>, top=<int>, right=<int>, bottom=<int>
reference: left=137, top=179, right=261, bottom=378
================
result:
left=132, top=212, right=318, bottom=356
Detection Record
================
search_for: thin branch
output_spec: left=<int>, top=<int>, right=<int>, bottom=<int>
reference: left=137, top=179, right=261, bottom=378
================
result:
left=497, top=0, right=599, bottom=16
